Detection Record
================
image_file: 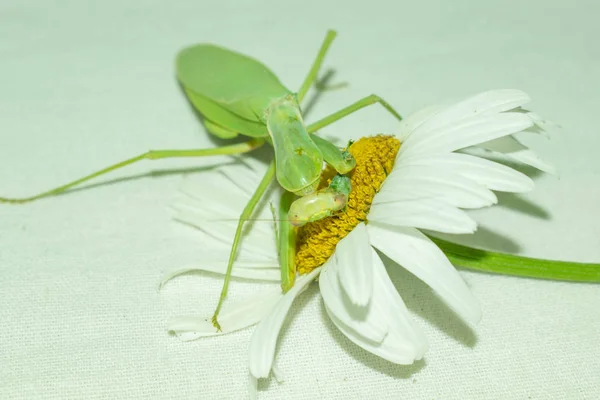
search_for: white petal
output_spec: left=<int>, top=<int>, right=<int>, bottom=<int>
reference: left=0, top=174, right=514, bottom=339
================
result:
left=334, top=223, right=374, bottom=306
left=401, top=90, right=532, bottom=147
left=159, top=263, right=281, bottom=286
left=476, top=135, right=557, bottom=175
left=173, top=164, right=280, bottom=261
left=324, top=249, right=427, bottom=364
left=398, top=90, right=530, bottom=146
left=370, top=249, right=429, bottom=358
left=395, top=153, right=534, bottom=193
left=178, top=176, right=246, bottom=213
left=175, top=189, right=278, bottom=242
left=167, top=285, right=283, bottom=339
left=369, top=199, right=477, bottom=234
left=249, top=373, right=258, bottom=400
left=248, top=267, right=321, bottom=379
left=218, top=163, right=262, bottom=196
left=319, top=257, right=388, bottom=343
left=416, top=89, right=531, bottom=135
left=377, top=165, right=497, bottom=209
left=368, top=224, right=482, bottom=324
left=171, top=207, right=277, bottom=259
left=525, top=111, right=558, bottom=135
left=397, top=104, right=443, bottom=142
left=401, top=112, right=533, bottom=157
left=271, top=364, right=284, bottom=383
left=173, top=193, right=275, bottom=241
left=326, top=309, right=417, bottom=364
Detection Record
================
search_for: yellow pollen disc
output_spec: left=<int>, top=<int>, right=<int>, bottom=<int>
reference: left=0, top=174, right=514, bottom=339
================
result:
left=295, top=135, right=401, bottom=274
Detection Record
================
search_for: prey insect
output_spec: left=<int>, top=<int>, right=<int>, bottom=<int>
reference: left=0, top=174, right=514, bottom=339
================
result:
left=288, top=174, right=352, bottom=227
left=1, top=30, right=403, bottom=330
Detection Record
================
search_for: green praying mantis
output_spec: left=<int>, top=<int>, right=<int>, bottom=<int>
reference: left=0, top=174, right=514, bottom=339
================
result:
left=3, top=30, right=600, bottom=333
left=1, top=30, right=404, bottom=330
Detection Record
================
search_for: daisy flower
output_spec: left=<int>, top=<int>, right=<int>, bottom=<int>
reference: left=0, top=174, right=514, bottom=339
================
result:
left=162, top=89, right=553, bottom=394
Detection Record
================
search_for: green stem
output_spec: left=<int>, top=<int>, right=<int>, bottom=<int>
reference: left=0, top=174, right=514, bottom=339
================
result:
left=429, top=236, right=600, bottom=283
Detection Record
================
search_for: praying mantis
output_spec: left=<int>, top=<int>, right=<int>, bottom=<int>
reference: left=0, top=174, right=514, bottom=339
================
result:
left=1, top=30, right=404, bottom=330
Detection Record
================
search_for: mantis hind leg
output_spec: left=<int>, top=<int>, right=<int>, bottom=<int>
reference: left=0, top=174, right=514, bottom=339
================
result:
left=306, top=94, right=403, bottom=133
left=0, top=139, right=265, bottom=204
left=212, top=160, right=276, bottom=331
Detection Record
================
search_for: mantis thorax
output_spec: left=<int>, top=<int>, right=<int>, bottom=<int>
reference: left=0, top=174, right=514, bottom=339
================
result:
left=265, top=94, right=323, bottom=196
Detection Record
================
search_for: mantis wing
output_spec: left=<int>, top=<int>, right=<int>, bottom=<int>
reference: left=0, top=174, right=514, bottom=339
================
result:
left=183, top=88, right=268, bottom=138
left=177, top=44, right=291, bottom=123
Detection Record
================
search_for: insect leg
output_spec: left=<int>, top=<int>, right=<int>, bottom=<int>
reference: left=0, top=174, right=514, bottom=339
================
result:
left=313, top=69, right=348, bottom=92
left=306, top=94, right=403, bottom=133
left=278, top=191, right=297, bottom=292
left=311, top=134, right=356, bottom=174
left=0, top=138, right=265, bottom=204
left=296, top=30, right=337, bottom=103
left=211, top=160, right=276, bottom=331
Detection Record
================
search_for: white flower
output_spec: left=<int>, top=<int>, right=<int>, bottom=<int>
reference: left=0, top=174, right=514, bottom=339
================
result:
left=161, top=89, right=552, bottom=393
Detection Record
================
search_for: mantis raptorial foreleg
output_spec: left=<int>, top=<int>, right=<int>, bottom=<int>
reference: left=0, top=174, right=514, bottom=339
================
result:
left=211, top=160, right=276, bottom=331
left=278, top=191, right=297, bottom=293
left=311, top=134, right=356, bottom=174
left=0, top=138, right=265, bottom=203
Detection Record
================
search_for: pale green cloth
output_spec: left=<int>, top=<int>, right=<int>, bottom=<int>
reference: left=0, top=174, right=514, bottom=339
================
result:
left=1, top=1, right=599, bottom=399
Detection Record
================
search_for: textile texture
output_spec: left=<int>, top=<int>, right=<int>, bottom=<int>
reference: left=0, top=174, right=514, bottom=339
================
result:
left=1, top=1, right=599, bottom=399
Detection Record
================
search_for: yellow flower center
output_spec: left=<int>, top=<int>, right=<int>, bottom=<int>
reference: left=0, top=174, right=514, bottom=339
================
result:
left=295, top=135, right=401, bottom=274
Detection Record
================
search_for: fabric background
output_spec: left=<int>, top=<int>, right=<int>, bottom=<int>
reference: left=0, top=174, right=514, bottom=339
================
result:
left=1, top=1, right=599, bottom=399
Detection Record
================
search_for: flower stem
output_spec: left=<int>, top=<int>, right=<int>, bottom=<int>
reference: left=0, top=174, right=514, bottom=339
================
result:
left=429, top=236, right=600, bottom=283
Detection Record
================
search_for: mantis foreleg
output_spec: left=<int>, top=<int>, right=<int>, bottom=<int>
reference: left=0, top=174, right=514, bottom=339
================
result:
left=311, top=134, right=356, bottom=174
left=278, top=191, right=297, bottom=293
left=0, top=138, right=265, bottom=204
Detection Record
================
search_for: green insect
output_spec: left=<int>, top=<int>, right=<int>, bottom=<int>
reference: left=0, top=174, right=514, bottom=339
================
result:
left=0, top=30, right=403, bottom=330
left=288, top=174, right=352, bottom=227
